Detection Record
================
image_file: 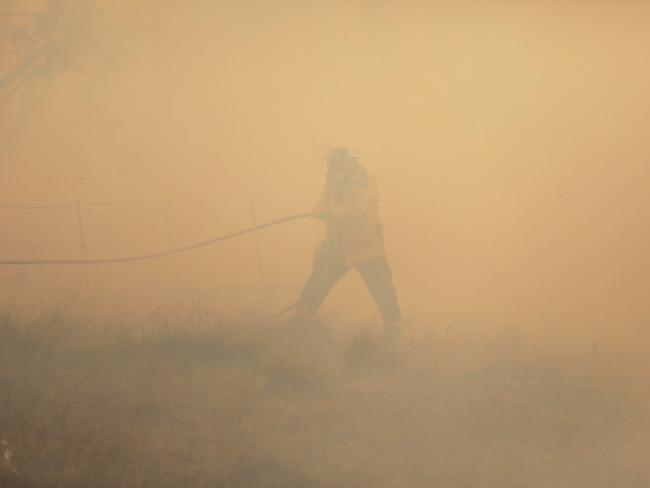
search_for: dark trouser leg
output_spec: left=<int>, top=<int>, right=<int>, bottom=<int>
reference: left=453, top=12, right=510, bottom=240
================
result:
left=296, top=253, right=349, bottom=316
left=356, top=255, right=401, bottom=324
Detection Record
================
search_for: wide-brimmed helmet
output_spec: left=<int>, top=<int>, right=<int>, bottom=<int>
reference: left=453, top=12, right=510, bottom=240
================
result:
left=325, top=146, right=362, bottom=174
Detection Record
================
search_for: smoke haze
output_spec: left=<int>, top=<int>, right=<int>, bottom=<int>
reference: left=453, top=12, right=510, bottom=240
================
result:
left=2, top=2, right=650, bottom=486
left=3, top=1, right=649, bottom=341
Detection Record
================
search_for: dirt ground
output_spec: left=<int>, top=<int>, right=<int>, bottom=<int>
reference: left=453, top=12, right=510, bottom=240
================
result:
left=1, top=309, right=649, bottom=487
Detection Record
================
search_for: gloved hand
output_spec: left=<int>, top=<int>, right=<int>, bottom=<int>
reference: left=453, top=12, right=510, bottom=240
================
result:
left=312, top=208, right=326, bottom=220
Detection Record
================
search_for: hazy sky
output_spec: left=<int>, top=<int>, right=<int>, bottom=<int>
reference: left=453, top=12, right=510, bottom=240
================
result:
left=1, top=1, right=649, bottom=337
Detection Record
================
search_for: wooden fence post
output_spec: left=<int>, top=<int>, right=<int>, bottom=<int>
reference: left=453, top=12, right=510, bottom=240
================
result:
left=75, top=199, right=89, bottom=287
left=249, top=196, right=265, bottom=287
left=250, top=196, right=267, bottom=312
left=161, top=199, right=180, bottom=287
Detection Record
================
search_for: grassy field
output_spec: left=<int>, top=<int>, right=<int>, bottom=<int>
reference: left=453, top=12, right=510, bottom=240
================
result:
left=1, top=307, right=649, bottom=487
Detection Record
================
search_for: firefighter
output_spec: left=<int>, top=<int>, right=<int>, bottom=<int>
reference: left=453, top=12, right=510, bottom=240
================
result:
left=294, top=146, right=402, bottom=341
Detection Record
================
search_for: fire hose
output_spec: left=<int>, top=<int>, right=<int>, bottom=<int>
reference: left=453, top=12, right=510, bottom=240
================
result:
left=0, top=212, right=314, bottom=319
left=0, top=213, right=312, bottom=265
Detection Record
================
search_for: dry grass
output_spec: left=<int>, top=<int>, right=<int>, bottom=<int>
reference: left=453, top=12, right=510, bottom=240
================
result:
left=0, top=308, right=649, bottom=487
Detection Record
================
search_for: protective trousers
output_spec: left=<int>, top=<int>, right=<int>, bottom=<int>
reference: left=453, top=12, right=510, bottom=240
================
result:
left=296, top=252, right=401, bottom=324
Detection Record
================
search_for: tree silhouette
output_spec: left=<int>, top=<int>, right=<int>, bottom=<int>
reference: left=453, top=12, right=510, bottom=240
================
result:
left=0, top=0, right=142, bottom=164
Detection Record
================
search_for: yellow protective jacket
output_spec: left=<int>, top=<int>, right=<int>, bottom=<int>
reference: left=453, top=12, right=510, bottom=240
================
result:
left=312, top=168, right=385, bottom=268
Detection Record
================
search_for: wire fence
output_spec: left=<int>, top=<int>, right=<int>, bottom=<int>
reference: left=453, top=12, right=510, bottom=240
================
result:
left=0, top=199, right=310, bottom=265
left=0, top=202, right=129, bottom=210
left=0, top=199, right=311, bottom=320
left=0, top=214, right=310, bottom=265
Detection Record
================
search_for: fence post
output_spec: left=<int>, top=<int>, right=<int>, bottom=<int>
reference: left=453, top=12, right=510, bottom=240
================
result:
left=75, top=199, right=89, bottom=287
left=249, top=196, right=267, bottom=312
left=249, top=196, right=265, bottom=286
left=161, top=199, right=180, bottom=287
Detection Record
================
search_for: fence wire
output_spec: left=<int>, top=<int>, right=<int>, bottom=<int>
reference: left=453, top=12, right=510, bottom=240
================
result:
left=0, top=213, right=311, bottom=266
